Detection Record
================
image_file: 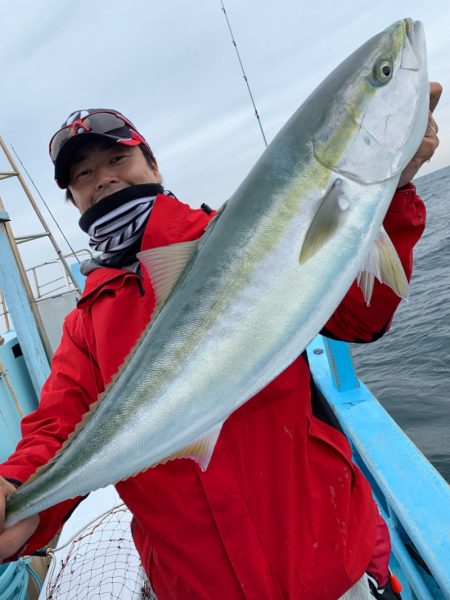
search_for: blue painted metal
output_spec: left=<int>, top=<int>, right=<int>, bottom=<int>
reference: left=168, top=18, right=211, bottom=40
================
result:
left=322, top=337, right=360, bottom=392
left=0, top=211, right=50, bottom=396
left=0, top=331, right=38, bottom=415
left=0, top=392, right=21, bottom=464
left=307, top=335, right=450, bottom=599
left=0, top=331, right=39, bottom=463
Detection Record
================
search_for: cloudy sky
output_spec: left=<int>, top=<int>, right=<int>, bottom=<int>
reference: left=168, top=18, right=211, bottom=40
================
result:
left=0, top=0, right=449, bottom=270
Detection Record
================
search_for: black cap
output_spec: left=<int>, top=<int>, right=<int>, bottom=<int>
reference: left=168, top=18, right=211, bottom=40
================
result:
left=50, top=109, right=150, bottom=188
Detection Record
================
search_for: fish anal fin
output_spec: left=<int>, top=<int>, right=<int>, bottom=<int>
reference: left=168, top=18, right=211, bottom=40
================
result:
left=299, top=178, right=348, bottom=264
left=137, top=239, right=199, bottom=309
left=162, top=423, right=224, bottom=472
left=358, top=225, right=409, bottom=305
left=357, top=271, right=375, bottom=307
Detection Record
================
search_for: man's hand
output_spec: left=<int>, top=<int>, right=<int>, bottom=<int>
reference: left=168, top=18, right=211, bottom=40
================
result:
left=0, top=477, right=39, bottom=563
left=397, top=82, right=443, bottom=188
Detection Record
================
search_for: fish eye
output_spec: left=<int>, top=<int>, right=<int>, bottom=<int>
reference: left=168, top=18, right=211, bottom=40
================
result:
left=372, top=59, right=393, bottom=85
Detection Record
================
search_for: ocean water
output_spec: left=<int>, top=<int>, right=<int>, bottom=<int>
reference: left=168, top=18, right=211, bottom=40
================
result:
left=351, top=166, right=450, bottom=483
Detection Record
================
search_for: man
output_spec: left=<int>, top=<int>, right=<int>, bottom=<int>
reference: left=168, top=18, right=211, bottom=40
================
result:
left=0, top=85, right=442, bottom=599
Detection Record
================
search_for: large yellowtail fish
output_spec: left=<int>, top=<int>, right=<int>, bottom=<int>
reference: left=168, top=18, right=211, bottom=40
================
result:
left=5, top=18, right=428, bottom=526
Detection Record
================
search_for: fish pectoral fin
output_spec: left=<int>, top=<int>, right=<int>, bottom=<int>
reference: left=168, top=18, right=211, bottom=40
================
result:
left=299, top=178, right=349, bottom=264
left=357, top=225, right=409, bottom=305
left=137, top=239, right=199, bottom=308
left=164, top=423, right=224, bottom=471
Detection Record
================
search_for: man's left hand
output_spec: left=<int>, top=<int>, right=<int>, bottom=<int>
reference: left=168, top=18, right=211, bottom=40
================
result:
left=397, top=81, right=443, bottom=188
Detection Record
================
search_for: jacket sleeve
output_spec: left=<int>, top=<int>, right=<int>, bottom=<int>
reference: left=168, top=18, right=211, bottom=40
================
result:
left=0, top=309, right=103, bottom=555
left=322, top=183, right=425, bottom=342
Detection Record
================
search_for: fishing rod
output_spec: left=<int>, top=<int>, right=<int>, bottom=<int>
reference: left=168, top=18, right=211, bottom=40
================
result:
left=219, top=0, right=268, bottom=148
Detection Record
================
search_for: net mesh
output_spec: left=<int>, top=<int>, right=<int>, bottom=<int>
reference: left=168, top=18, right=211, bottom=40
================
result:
left=45, top=505, right=156, bottom=599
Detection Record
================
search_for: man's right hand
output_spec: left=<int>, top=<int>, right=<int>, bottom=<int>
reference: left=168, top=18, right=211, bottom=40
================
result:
left=0, top=477, right=39, bottom=563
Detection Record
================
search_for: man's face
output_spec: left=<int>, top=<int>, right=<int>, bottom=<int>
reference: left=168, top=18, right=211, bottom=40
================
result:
left=68, top=141, right=162, bottom=214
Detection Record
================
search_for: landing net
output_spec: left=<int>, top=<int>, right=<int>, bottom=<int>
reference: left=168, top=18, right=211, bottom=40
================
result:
left=44, top=504, right=156, bottom=599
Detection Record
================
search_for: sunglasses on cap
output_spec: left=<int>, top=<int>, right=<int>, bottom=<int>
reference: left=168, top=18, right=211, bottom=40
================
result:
left=49, top=109, right=149, bottom=164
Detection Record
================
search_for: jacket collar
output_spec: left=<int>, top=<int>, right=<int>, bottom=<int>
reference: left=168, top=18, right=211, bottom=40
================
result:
left=76, top=266, right=139, bottom=308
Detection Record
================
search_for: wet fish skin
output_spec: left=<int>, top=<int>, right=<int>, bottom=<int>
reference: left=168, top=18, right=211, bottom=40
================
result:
left=5, top=18, right=428, bottom=527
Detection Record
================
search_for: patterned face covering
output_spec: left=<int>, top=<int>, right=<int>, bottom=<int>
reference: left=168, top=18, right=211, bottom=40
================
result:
left=79, top=183, right=164, bottom=267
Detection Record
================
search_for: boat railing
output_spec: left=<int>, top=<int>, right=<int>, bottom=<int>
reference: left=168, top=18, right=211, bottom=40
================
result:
left=24, top=249, right=92, bottom=301
left=0, top=249, right=92, bottom=335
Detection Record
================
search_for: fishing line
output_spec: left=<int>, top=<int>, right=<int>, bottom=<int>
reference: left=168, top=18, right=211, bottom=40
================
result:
left=219, top=0, right=268, bottom=148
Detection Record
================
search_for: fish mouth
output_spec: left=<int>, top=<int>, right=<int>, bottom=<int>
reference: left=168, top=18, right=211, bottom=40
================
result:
left=401, top=19, right=425, bottom=71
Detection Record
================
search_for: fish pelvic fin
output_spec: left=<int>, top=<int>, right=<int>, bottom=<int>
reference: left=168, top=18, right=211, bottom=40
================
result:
left=137, top=239, right=199, bottom=309
left=357, top=225, right=409, bottom=305
left=162, top=423, right=224, bottom=471
left=299, top=178, right=349, bottom=264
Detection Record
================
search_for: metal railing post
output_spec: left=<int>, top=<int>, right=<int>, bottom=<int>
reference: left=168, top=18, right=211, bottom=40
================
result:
left=0, top=210, right=50, bottom=396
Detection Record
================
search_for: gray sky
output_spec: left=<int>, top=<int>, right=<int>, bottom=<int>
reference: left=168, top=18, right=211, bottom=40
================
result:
left=1, top=0, right=449, bottom=270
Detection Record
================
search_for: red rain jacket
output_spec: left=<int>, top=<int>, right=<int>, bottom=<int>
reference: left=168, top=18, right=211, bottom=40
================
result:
left=0, top=185, right=425, bottom=599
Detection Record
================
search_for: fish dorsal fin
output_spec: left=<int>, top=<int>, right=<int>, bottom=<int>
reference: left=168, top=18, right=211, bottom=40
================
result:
left=137, top=240, right=199, bottom=308
left=357, top=225, right=409, bottom=305
left=204, top=200, right=227, bottom=233
left=299, top=178, right=349, bottom=264
left=162, top=422, right=224, bottom=471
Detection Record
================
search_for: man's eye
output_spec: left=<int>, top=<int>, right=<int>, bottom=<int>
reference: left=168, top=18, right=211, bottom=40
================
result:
left=111, top=155, right=125, bottom=163
left=75, top=169, right=91, bottom=180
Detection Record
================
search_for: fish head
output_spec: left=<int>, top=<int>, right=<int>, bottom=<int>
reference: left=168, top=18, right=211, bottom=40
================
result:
left=312, top=18, right=429, bottom=185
